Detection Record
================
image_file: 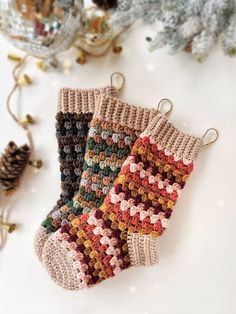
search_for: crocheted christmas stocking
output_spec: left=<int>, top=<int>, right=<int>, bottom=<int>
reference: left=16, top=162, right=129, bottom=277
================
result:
left=34, top=86, right=117, bottom=261
left=42, top=112, right=203, bottom=290
left=61, top=96, right=158, bottom=217
left=41, top=96, right=161, bottom=287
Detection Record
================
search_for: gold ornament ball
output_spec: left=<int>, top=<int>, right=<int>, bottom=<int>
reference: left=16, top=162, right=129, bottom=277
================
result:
left=75, top=6, right=113, bottom=56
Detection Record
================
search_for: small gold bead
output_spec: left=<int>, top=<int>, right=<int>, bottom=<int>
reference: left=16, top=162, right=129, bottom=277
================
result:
left=76, top=50, right=87, bottom=65
left=0, top=222, right=17, bottom=233
left=35, top=60, right=47, bottom=71
left=18, top=74, right=32, bottom=86
left=29, top=159, right=43, bottom=169
left=7, top=53, right=22, bottom=62
left=20, top=114, right=35, bottom=127
left=112, top=44, right=123, bottom=54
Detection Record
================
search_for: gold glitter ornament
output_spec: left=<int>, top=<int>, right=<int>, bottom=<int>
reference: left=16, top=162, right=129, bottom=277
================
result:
left=75, top=6, right=113, bottom=56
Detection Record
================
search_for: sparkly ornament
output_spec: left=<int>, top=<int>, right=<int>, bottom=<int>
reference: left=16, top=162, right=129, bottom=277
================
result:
left=0, top=1, right=84, bottom=66
left=75, top=6, right=113, bottom=56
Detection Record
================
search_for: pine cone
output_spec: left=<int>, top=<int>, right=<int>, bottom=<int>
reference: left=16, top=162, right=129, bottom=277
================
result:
left=92, top=0, right=118, bottom=10
left=0, top=141, right=31, bottom=192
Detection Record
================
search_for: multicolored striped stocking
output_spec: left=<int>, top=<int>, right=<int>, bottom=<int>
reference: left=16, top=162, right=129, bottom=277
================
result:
left=34, top=86, right=117, bottom=261
left=41, top=95, right=162, bottom=287
left=42, top=112, right=203, bottom=290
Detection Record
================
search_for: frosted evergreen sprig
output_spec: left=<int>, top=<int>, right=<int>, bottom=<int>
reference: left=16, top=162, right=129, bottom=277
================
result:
left=112, top=0, right=236, bottom=60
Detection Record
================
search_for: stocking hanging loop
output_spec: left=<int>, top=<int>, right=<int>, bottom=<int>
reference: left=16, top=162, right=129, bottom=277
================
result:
left=157, top=98, right=173, bottom=116
left=110, top=72, right=125, bottom=94
left=202, top=128, right=219, bottom=147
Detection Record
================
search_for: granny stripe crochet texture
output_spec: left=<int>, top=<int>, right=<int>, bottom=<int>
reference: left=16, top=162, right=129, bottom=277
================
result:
left=49, top=88, right=118, bottom=218
left=42, top=103, right=203, bottom=290
left=62, top=96, right=159, bottom=220
left=34, top=86, right=117, bottom=261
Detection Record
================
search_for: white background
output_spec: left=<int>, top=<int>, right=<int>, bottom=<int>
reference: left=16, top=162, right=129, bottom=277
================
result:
left=0, top=7, right=236, bottom=314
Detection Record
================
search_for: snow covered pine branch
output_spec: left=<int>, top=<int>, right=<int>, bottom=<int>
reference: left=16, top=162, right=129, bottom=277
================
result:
left=112, top=0, right=236, bottom=61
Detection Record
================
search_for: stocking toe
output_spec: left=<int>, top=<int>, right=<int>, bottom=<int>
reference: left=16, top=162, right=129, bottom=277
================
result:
left=42, top=232, right=82, bottom=290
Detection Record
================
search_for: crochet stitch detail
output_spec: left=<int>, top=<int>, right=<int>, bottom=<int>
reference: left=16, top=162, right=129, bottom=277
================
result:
left=127, top=232, right=159, bottom=266
left=58, top=86, right=117, bottom=114
left=34, top=86, right=118, bottom=261
left=42, top=98, right=160, bottom=235
left=42, top=115, right=202, bottom=290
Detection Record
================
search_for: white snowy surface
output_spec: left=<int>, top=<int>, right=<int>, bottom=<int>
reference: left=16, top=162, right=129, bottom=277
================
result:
left=0, top=19, right=235, bottom=314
